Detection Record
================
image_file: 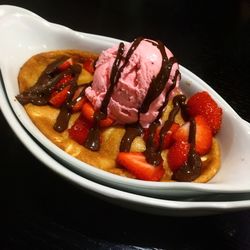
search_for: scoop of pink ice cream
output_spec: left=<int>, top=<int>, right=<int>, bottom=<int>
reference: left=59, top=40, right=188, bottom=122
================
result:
left=85, top=38, right=180, bottom=128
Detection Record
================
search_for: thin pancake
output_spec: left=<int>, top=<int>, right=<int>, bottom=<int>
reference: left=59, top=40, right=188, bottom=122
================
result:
left=18, top=50, right=221, bottom=182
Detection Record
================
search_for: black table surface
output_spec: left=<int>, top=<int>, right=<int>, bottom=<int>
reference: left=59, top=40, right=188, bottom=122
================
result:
left=1, top=0, right=250, bottom=249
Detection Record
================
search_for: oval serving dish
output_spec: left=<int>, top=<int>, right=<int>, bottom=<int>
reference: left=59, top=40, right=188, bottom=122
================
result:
left=0, top=5, right=250, bottom=198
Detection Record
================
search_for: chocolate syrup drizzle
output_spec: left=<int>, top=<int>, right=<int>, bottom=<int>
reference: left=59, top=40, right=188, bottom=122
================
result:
left=16, top=56, right=87, bottom=132
left=116, top=38, right=180, bottom=166
left=172, top=118, right=202, bottom=182
left=16, top=56, right=70, bottom=106
left=104, top=37, right=201, bottom=181
left=16, top=39, right=202, bottom=181
left=84, top=37, right=144, bottom=151
left=143, top=70, right=180, bottom=165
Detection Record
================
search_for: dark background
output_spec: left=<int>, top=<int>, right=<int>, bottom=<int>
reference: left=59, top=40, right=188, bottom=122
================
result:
left=1, top=0, right=250, bottom=249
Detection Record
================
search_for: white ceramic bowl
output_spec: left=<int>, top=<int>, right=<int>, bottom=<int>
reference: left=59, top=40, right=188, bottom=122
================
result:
left=3, top=71, right=250, bottom=216
left=1, top=5, right=250, bottom=198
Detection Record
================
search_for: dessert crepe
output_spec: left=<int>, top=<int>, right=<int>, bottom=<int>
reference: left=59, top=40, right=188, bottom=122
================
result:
left=17, top=40, right=221, bottom=182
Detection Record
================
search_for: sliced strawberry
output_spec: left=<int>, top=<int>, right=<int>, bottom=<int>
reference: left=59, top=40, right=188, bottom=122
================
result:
left=54, top=74, right=73, bottom=89
left=72, top=86, right=85, bottom=100
left=167, top=141, right=190, bottom=171
left=71, top=97, right=85, bottom=113
left=82, top=101, right=114, bottom=127
left=49, top=85, right=70, bottom=108
left=57, top=58, right=73, bottom=71
left=83, top=58, right=95, bottom=74
left=82, top=101, right=94, bottom=120
left=173, top=115, right=212, bottom=155
left=143, top=122, right=180, bottom=150
left=117, top=152, right=164, bottom=181
left=68, top=114, right=92, bottom=145
left=161, top=122, right=180, bottom=149
left=99, top=115, right=114, bottom=128
left=71, top=86, right=86, bottom=113
left=187, top=91, right=222, bottom=134
left=193, top=116, right=212, bottom=155
left=49, top=74, right=73, bottom=108
left=172, top=122, right=189, bottom=142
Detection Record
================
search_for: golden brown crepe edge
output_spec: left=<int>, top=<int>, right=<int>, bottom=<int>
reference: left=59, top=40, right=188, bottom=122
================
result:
left=18, top=49, right=99, bottom=92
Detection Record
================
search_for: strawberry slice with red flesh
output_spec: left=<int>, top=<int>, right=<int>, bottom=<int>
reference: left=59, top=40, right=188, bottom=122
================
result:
left=72, top=98, right=85, bottom=113
left=117, top=152, right=165, bottom=181
left=161, top=122, right=180, bottom=149
left=173, top=115, right=212, bottom=155
left=57, top=58, right=73, bottom=72
left=53, top=74, right=73, bottom=90
left=168, top=140, right=202, bottom=182
left=187, top=91, right=222, bottom=135
left=83, top=58, right=95, bottom=74
left=71, top=86, right=87, bottom=113
left=82, top=101, right=114, bottom=127
left=49, top=85, right=71, bottom=108
left=68, top=114, right=92, bottom=145
left=49, top=74, right=73, bottom=108
left=143, top=122, right=180, bottom=150
left=167, top=140, right=190, bottom=171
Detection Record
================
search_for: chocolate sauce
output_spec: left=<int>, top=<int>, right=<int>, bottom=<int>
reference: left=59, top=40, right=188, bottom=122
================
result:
left=44, top=55, right=70, bottom=75
left=139, top=41, right=177, bottom=114
left=16, top=57, right=82, bottom=132
left=16, top=71, right=65, bottom=106
left=69, top=85, right=88, bottom=108
left=101, top=37, right=144, bottom=115
left=143, top=93, right=183, bottom=165
left=84, top=126, right=101, bottom=151
left=119, top=123, right=143, bottom=152
left=140, top=49, right=179, bottom=165
left=84, top=37, right=144, bottom=151
left=53, top=65, right=82, bottom=132
left=84, top=111, right=106, bottom=151
left=111, top=38, right=181, bottom=167
left=100, top=43, right=124, bottom=114
left=19, top=56, right=70, bottom=102
left=172, top=118, right=202, bottom=182
left=159, top=94, right=185, bottom=148
left=155, top=70, right=180, bottom=122
left=144, top=121, right=162, bottom=165
left=53, top=64, right=82, bottom=132
left=118, top=39, right=179, bottom=157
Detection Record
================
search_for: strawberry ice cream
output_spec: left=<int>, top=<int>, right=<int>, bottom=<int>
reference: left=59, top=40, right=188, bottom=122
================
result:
left=85, top=38, right=180, bottom=128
